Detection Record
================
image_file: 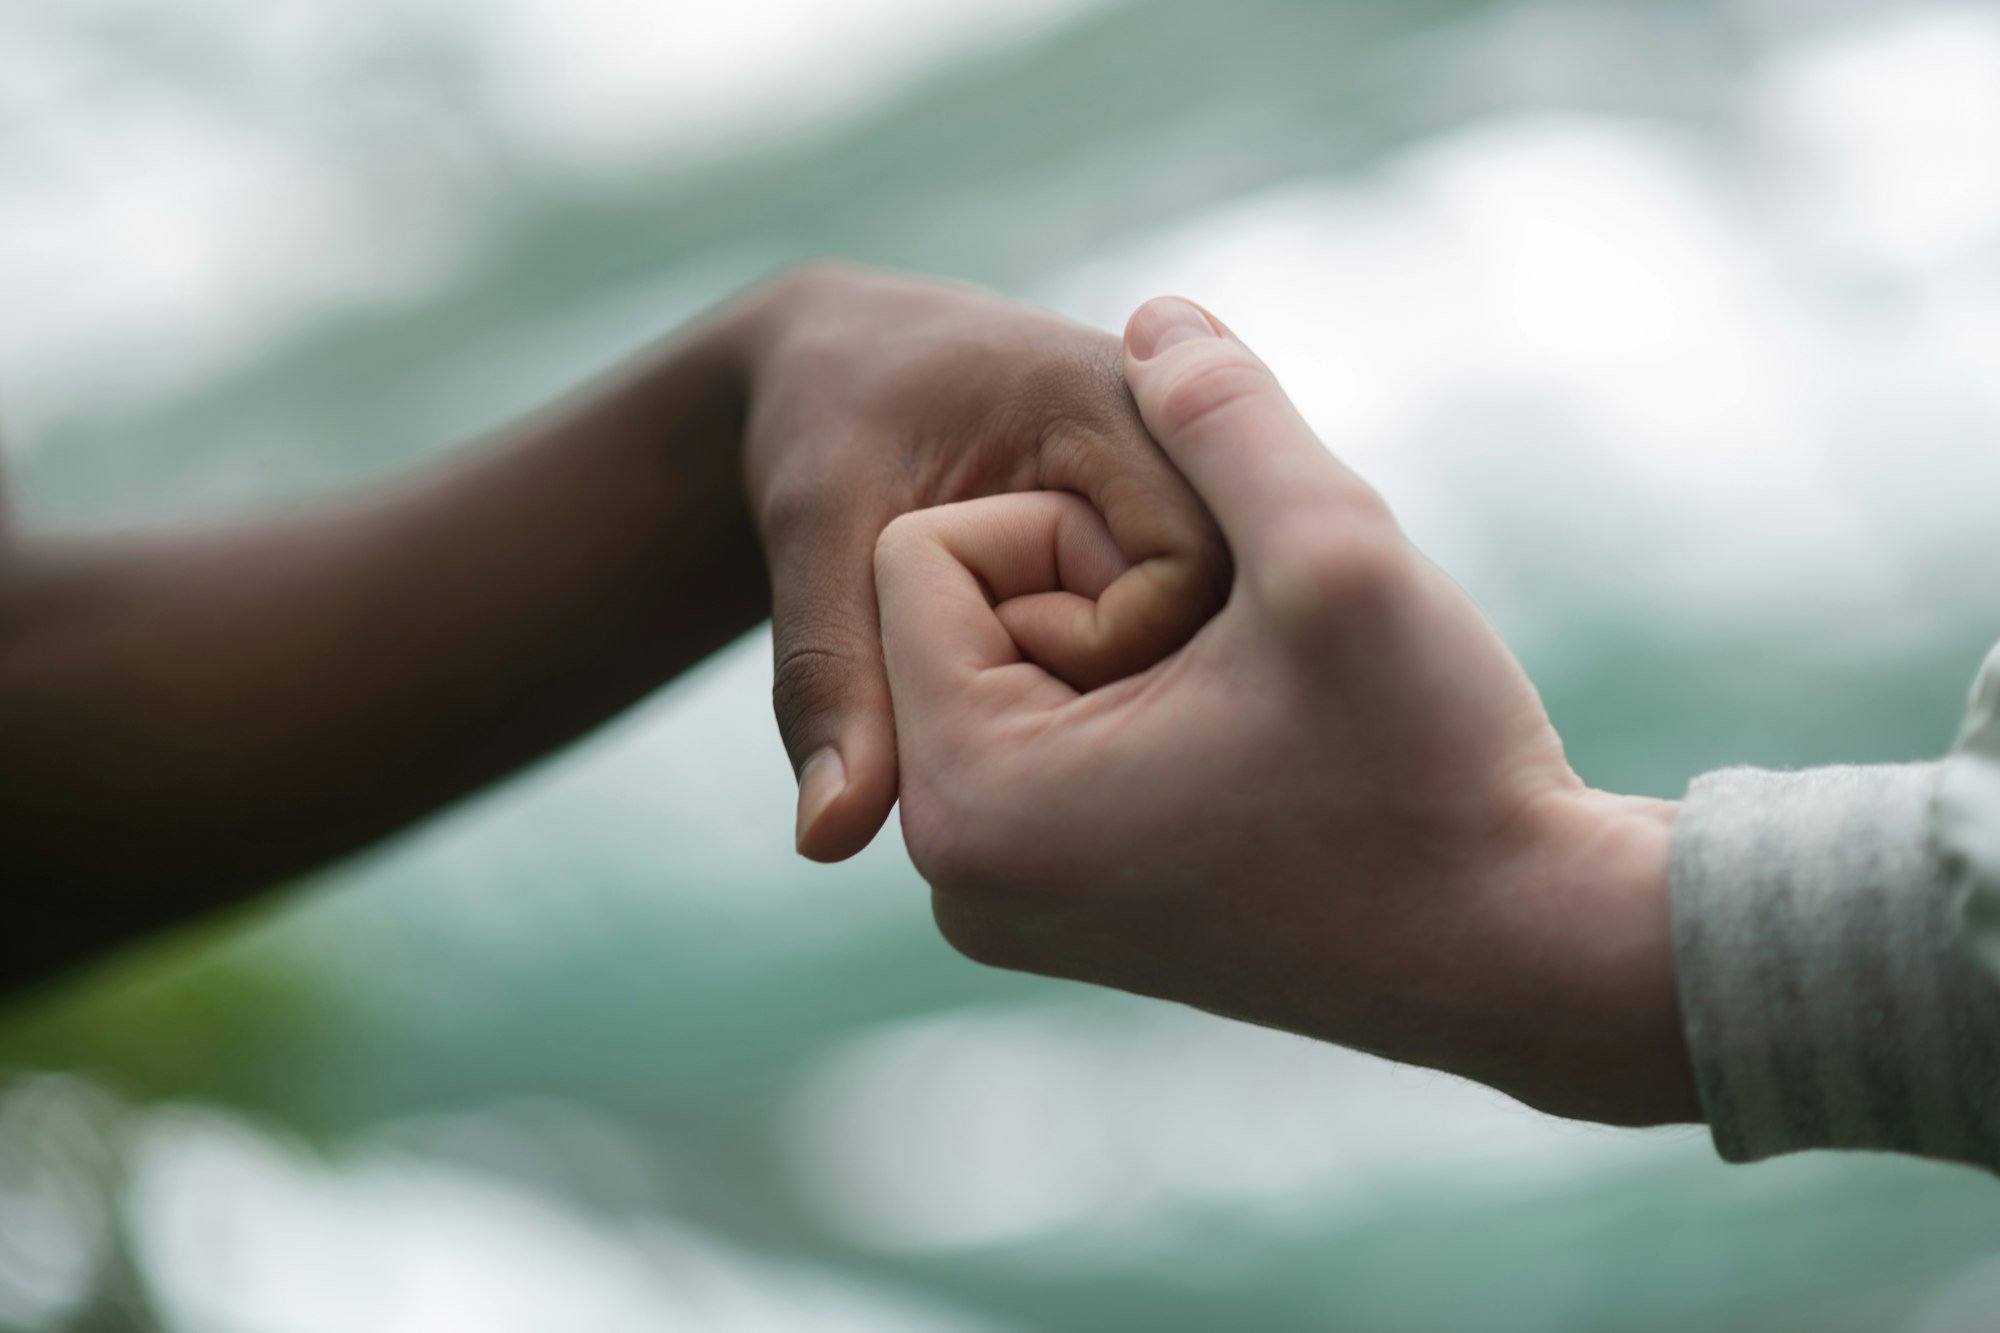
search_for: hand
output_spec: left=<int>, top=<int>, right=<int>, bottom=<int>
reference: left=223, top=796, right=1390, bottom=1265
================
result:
left=715, top=266, right=1229, bottom=862
left=874, top=297, right=1698, bottom=1126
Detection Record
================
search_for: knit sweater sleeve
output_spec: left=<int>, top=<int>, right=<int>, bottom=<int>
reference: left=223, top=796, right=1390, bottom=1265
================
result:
left=1671, top=665, right=2000, bottom=1169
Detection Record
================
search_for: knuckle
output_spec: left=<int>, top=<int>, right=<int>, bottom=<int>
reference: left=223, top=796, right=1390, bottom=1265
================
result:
left=872, top=510, right=931, bottom=571
left=764, top=259, right=863, bottom=306
left=1030, top=337, right=1127, bottom=428
left=1170, top=530, right=1236, bottom=621
left=757, top=466, right=826, bottom=547
left=873, top=510, right=948, bottom=592
left=769, top=641, right=852, bottom=749
left=1151, top=350, right=1273, bottom=440
left=1251, top=503, right=1408, bottom=631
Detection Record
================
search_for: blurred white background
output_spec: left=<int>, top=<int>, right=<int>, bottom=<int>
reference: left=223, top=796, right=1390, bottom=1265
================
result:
left=4, top=2, right=2000, bottom=1331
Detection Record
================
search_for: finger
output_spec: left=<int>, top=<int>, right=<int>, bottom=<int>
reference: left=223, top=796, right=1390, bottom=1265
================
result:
left=995, top=590, right=1106, bottom=677
left=875, top=492, right=1101, bottom=731
left=1122, top=296, right=1390, bottom=570
left=1032, top=347, right=1231, bottom=688
left=766, top=485, right=903, bottom=863
left=984, top=487, right=1144, bottom=688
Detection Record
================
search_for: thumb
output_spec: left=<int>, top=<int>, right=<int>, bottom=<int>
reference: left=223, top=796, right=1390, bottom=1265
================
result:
left=1122, top=297, right=1388, bottom=575
left=767, top=504, right=902, bottom=863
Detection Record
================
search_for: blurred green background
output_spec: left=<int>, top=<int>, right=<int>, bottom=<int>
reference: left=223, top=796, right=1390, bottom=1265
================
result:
left=5, top=0, right=2000, bottom=1329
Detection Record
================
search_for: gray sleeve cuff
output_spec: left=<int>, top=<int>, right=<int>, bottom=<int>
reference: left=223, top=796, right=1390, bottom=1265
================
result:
left=1671, top=763, right=2000, bottom=1170
left=1938, top=641, right=2000, bottom=978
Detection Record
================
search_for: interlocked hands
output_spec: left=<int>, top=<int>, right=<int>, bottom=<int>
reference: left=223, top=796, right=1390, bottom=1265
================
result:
left=865, top=296, right=1694, bottom=1126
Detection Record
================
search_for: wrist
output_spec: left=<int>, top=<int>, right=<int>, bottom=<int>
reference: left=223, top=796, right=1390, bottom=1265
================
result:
left=1476, top=788, right=1699, bottom=1127
left=694, top=264, right=838, bottom=515
left=588, top=305, right=767, bottom=630
left=704, top=262, right=846, bottom=378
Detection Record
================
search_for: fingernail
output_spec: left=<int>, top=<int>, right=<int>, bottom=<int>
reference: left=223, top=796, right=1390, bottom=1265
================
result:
left=795, top=748, right=846, bottom=853
left=1127, top=296, right=1217, bottom=361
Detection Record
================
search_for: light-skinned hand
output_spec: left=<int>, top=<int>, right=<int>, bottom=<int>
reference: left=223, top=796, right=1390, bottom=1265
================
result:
left=875, top=296, right=1698, bottom=1126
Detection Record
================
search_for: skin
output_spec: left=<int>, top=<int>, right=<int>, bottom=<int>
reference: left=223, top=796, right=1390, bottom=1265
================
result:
left=876, top=296, right=1700, bottom=1128
left=0, top=264, right=1226, bottom=992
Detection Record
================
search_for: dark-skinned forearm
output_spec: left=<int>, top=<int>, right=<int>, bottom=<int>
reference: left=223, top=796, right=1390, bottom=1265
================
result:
left=0, top=319, right=767, bottom=988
